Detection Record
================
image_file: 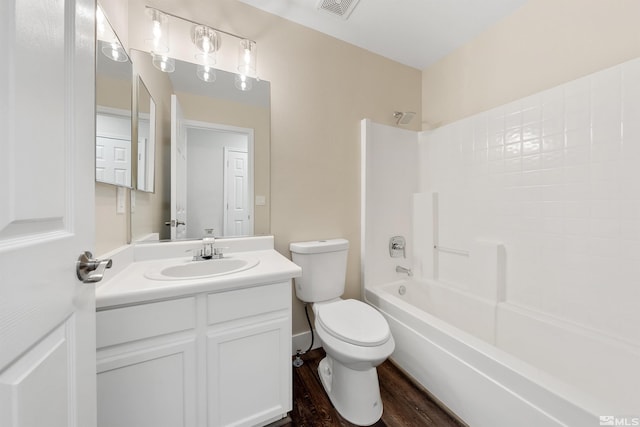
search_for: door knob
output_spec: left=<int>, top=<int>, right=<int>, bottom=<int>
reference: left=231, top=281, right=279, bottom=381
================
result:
left=76, top=251, right=112, bottom=283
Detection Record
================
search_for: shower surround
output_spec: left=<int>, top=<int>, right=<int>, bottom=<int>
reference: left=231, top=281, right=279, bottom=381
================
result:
left=361, top=57, right=640, bottom=424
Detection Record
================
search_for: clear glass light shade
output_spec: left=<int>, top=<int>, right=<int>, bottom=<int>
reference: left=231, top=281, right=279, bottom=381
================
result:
left=237, top=39, right=257, bottom=76
left=234, top=74, right=253, bottom=91
left=145, top=8, right=169, bottom=53
left=151, top=53, right=175, bottom=73
left=195, top=53, right=216, bottom=83
left=191, top=25, right=219, bottom=54
left=197, top=64, right=216, bottom=83
left=102, top=41, right=128, bottom=62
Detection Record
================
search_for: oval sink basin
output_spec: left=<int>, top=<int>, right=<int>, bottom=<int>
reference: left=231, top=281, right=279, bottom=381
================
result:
left=145, top=257, right=259, bottom=281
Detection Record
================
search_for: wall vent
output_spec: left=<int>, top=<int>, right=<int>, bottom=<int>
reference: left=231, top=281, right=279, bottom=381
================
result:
left=316, top=0, right=361, bottom=19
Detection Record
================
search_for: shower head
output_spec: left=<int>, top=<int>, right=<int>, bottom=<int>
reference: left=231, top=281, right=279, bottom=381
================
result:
left=393, top=111, right=416, bottom=125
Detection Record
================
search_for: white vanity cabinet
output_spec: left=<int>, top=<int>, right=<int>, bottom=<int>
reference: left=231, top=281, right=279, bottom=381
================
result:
left=206, top=282, right=292, bottom=426
left=96, top=281, right=292, bottom=427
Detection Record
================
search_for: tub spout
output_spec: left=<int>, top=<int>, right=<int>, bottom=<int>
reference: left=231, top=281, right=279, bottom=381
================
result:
left=396, top=266, right=413, bottom=277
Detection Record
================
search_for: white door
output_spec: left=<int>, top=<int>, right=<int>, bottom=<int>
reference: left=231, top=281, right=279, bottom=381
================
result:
left=223, top=148, right=253, bottom=236
left=96, top=135, right=131, bottom=186
left=170, top=94, right=187, bottom=240
left=0, top=0, right=96, bottom=425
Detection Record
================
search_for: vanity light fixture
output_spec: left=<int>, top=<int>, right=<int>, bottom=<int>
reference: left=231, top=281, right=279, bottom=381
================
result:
left=197, top=64, right=216, bottom=83
left=144, top=7, right=259, bottom=81
left=96, top=5, right=128, bottom=62
left=145, top=8, right=170, bottom=54
left=196, top=54, right=217, bottom=83
left=234, top=74, right=252, bottom=91
left=151, top=53, right=175, bottom=73
left=191, top=25, right=219, bottom=54
left=102, top=41, right=128, bottom=62
left=237, top=39, right=257, bottom=77
left=192, top=25, right=219, bottom=83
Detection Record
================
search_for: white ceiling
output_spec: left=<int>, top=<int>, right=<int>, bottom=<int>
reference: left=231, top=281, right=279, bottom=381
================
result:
left=236, top=0, right=528, bottom=70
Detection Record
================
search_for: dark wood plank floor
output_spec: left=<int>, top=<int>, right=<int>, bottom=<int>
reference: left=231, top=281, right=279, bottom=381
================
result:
left=284, top=348, right=465, bottom=427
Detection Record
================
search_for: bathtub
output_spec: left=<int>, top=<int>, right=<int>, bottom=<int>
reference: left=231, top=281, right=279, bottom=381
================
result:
left=365, top=280, right=637, bottom=427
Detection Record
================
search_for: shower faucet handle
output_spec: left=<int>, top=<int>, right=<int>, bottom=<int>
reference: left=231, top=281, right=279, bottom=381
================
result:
left=389, top=236, right=406, bottom=258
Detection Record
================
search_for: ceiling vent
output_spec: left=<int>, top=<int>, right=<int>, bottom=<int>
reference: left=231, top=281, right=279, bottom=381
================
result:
left=316, top=0, right=361, bottom=19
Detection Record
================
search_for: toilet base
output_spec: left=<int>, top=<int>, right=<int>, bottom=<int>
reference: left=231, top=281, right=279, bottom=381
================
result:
left=318, top=355, right=383, bottom=426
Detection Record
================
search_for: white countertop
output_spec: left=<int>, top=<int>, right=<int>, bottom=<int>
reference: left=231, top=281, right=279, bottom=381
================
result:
left=96, top=240, right=302, bottom=309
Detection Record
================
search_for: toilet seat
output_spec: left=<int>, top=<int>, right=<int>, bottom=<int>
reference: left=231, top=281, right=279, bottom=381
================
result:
left=316, top=299, right=390, bottom=347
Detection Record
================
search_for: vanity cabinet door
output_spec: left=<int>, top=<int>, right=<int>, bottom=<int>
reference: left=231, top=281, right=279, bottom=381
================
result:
left=97, top=338, right=198, bottom=427
left=207, top=316, right=291, bottom=427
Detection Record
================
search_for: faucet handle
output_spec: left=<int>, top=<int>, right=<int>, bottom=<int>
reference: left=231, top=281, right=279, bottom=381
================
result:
left=188, top=248, right=203, bottom=260
left=389, top=236, right=406, bottom=258
left=213, top=246, right=229, bottom=257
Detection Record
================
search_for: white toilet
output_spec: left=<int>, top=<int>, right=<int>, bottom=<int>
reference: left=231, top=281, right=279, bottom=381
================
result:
left=289, top=239, right=395, bottom=426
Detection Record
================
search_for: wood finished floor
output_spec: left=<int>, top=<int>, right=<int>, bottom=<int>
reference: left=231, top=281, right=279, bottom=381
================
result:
left=284, top=348, right=465, bottom=427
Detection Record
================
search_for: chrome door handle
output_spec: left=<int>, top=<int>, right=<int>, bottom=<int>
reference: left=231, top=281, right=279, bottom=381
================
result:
left=76, top=251, right=112, bottom=283
left=164, top=220, right=186, bottom=227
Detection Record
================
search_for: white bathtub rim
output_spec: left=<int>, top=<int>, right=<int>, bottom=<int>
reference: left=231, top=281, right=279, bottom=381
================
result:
left=365, top=280, right=613, bottom=418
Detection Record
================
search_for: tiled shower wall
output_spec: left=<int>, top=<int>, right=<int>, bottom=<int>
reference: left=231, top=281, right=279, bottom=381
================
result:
left=420, top=58, right=640, bottom=347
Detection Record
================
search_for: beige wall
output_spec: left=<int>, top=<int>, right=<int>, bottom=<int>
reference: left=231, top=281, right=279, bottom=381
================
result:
left=97, top=0, right=421, bottom=334
left=95, top=183, right=128, bottom=255
left=422, top=0, right=640, bottom=128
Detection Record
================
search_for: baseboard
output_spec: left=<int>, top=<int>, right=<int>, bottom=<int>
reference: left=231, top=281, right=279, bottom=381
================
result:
left=292, top=330, right=322, bottom=355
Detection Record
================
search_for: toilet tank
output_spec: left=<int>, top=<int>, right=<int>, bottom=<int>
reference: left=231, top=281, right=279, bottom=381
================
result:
left=289, top=239, right=349, bottom=303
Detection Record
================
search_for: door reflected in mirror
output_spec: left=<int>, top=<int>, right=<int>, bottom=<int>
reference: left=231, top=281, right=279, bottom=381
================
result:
left=95, top=6, right=133, bottom=188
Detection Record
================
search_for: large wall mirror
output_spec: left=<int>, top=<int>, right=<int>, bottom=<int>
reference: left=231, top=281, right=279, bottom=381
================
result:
left=130, top=49, right=271, bottom=241
left=135, top=77, right=156, bottom=192
left=96, top=4, right=156, bottom=193
left=95, top=5, right=133, bottom=188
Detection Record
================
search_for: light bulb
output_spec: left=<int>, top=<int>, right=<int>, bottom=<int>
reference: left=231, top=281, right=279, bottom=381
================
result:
left=234, top=74, right=252, bottom=91
left=153, top=20, right=162, bottom=39
left=110, top=42, right=120, bottom=61
left=151, top=53, right=175, bottom=73
left=191, top=25, right=218, bottom=54
left=196, top=53, right=216, bottom=83
left=197, top=64, right=216, bottom=83
left=145, top=8, right=169, bottom=53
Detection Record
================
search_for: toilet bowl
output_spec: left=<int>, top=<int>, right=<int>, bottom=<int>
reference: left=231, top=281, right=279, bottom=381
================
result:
left=313, top=299, right=395, bottom=425
left=289, top=238, right=395, bottom=426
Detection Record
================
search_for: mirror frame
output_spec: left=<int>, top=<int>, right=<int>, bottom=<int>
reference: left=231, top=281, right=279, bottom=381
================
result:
left=133, top=75, right=156, bottom=193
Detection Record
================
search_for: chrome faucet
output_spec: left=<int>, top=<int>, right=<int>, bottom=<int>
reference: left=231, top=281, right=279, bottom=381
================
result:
left=188, top=229, right=226, bottom=261
left=395, top=265, right=413, bottom=277
left=190, top=246, right=225, bottom=261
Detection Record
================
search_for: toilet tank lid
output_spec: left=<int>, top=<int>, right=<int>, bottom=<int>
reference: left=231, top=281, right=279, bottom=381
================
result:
left=289, top=239, right=349, bottom=254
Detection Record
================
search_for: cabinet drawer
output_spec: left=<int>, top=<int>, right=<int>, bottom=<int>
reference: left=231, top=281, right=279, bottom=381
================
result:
left=208, top=282, right=290, bottom=325
left=97, top=297, right=196, bottom=348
